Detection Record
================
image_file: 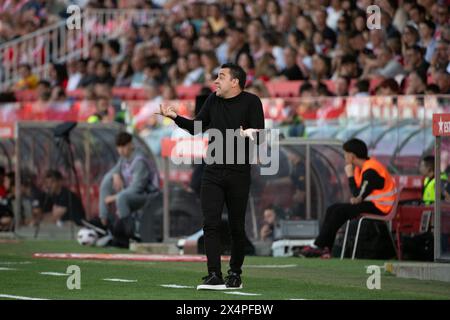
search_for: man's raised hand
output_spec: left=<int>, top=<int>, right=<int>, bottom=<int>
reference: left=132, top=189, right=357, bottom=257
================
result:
left=240, top=126, right=260, bottom=141
left=155, top=104, right=177, bottom=119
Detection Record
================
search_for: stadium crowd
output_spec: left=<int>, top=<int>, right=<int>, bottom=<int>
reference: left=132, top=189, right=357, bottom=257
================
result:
left=4, top=0, right=449, bottom=94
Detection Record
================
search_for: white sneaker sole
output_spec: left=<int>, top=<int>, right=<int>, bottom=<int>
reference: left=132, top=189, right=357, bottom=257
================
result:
left=196, top=284, right=227, bottom=290
left=196, top=284, right=243, bottom=290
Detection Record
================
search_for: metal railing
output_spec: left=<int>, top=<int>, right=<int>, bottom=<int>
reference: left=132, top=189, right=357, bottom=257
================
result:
left=0, top=9, right=167, bottom=91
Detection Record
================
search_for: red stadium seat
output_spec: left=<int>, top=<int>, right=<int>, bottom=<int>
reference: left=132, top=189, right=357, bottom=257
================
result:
left=266, top=81, right=302, bottom=98
left=175, top=84, right=202, bottom=99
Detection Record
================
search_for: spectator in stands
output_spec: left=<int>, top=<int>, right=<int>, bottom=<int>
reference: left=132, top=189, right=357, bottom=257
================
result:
left=114, top=59, right=133, bottom=87
left=143, top=61, right=165, bottom=86
left=404, top=70, right=427, bottom=95
left=376, top=78, right=400, bottom=96
left=349, top=79, right=370, bottom=97
left=275, top=46, right=304, bottom=81
left=338, top=54, right=362, bottom=79
left=89, top=42, right=104, bottom=63
left=260, top=31, right=285, bottom=71
left=310, top=54, right=331, bottom=80
left=93, top=60, right=115, bottom=86
left=232, top=2, right=250, bottom=29
left=348, top=30, right=367, bottom=55
left=287, top=29, right=303, bottom=51
left=334, top=77, right=350, bottom=97
left=78, top=59, right=97, bottom=88
left=44, top=170, right=85, bottom=226
left=317, top=81, right=334, bottom=97
left=105, top=39, right=123, bottom=65
left=134, top=82, right=163, bottom=127
left=48, top=63, right=68, bottom=89
left=296, top=81, right=319, bottom=118
left=245, top=80, right=270, bottom=98
left=429, top=40, right=449, bottom=75
left=313, top=8, right=336, bottom=50
left=418, top=20, right=437, bottom=63
left=260, top=206, right=277, bottom=241
left=222, top=26, right=250, bottom=65
left=433, top=70, right=450, bottom=94
left=402, top=25, right=420, bottom=54
left=161, top=84, right=177, bottom=101
left=168, top=56, right=189, bottom=86
left=404, top=44, right=429, bottom=76
left=295, top=15, right=315, bottom=43
left=255, top=52, right=278, bottom=82
left=98, top=132, right=159, bottom=233
left=263, top=0, right=281, bottom=29
left=237, top=51, right=255, bottom=83
left=365, top=46, right=405, bottom=79
left=49, top=86, right=71, bottom=108
left=201, top=50, right=221, bottom=84
left=425, top=84, right=441, bottom=94
left=207, top=2, right=226, bottom=33
left=130, top=55, right=146, bottom=88
left=297, top=40, right=315, bottom=77
left=407, top=4, right=427, bottom=29
left=36, top=80, right=51, bottom=102
left=300, top=138, right=396, bottom=258
left=14, top=63, right=39, bottom=90
left=183, top=50, right=205, bottom=85
left=66, top=60, right=83, bottom=91
left=87, top=94, right=115, bottom=124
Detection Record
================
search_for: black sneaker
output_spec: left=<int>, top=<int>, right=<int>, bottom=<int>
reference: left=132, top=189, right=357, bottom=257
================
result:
left=196, top=272, right=226, bottom=290
left=225, top=271, right=243, bottom=289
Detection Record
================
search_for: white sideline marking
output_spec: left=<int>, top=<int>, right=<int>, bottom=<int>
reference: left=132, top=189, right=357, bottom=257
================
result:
left=0, top=294, right=49, bottom=300
left=40, top=272, right=69, bottom=276
left=244, top=264, right=297, bottom=268
left=224, top=292, right=262, bottom=296
left=103, top=278, right=137, bottom=283
left=0, top=267, right=17, bottom=271
left=0, top=261, right=32, bottom=265
left=288, top=298, right=308, bottom=300
left=161, top=284, right=195, bottom=289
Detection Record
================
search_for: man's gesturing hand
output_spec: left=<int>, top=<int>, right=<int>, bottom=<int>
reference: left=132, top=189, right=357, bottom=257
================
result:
left=155, top=104, right=177, bottom=119
left=240, top=126, right=260, bottom=141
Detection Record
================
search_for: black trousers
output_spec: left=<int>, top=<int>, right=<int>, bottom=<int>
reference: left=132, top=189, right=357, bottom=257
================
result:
left=314, top=201, right=384, bottom=249
left=200, top=166, right=251, bottom=275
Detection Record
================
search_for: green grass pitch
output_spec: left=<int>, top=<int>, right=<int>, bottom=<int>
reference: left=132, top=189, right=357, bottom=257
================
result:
left=0, top=240, right=449, bottom=300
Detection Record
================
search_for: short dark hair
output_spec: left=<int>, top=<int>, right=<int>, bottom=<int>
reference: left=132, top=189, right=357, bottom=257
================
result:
left=220, top=63, right=247, bottom=90
left=356, top=79, right=370, bottom=92
left=422, top=155, right=435, bottom=170
left=420, top=19, right=436, bottom=32
left=115, top=131, right=133, bottom=146
left=107, top=39, right=121, bottom=54
left=0, top=166, right=5, bottom=176
left=341, top=54, right=357, bottom=65
left=343, top=138, right=369, bottom=159
left=45, top=169, right=63, bottom=181
left=299, top=81, right=314, bottom=95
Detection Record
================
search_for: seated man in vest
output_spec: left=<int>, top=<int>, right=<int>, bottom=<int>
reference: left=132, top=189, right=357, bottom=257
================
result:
left=300, top=138, right=396, bottom=258
left=419, top=155, right=448, bottom=205
left=99, top=132, right=159, bottom=236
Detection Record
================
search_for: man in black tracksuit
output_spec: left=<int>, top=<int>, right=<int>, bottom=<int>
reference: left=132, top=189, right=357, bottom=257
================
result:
left=158, top=63, right=264, bottom=290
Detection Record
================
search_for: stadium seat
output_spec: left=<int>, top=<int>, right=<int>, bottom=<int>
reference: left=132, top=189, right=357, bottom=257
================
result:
left=266, top=81, right=302, bottom=97
left=175, top=84, right=202, bottom=99
left=340, top=187, right=403, bottom=260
